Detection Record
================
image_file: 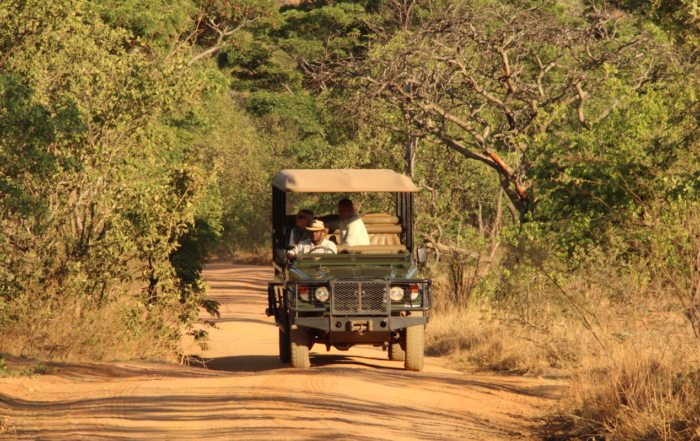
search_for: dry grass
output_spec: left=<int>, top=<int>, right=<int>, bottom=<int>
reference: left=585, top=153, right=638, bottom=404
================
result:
left=211, top=235, right=271, bottom=266
left=230, top=252, right=271, bottom=266
left=427, top=306, right=583, bottom=376
left=426, top=272, right=593, bottom=377
left=0, top=295, right=180, bottom=363
left=426, top=261, right=700, bottom=440
left=553, top=349, right=700, bottom=440
left=210, top=250, right=270, bottom=266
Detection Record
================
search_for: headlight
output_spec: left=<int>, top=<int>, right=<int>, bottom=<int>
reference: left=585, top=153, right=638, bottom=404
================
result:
left=314, top=286, right=330, bottom=302
left=409, top=284, right=421, bottom=300
left=298, top=285, right=310, bottom=302
left=389, top=286, right=405, bottom=301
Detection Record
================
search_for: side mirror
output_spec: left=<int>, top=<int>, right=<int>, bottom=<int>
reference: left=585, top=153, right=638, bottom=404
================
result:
left=416, top=246, right=428, bottom=265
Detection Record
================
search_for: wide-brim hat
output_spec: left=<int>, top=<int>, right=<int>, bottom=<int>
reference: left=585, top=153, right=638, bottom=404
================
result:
left=306, top=220, right=325, bottom=232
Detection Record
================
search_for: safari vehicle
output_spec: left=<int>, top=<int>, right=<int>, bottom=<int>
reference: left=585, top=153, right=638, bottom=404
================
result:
left=266, top=169, right=432, bottom=371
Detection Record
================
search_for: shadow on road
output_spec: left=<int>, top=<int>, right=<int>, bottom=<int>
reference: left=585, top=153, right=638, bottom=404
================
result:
left=310, top=353, right=406, bottom=371
left=204, top=352, right=406, bottom=374
left=205, top=355, right=286, bottom=373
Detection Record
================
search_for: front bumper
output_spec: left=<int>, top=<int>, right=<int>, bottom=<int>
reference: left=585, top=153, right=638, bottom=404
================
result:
left=293, top=314, right=428, bottom=332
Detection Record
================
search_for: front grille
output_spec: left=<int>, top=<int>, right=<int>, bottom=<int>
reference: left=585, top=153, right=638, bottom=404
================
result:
left=331, top=281, right=388, bottom=315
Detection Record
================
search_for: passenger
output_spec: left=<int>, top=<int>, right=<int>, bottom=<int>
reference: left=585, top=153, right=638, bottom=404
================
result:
left=287, top=220, right=337, bottom=259
left=289, top=209, right=314, bottom=246
left=337, top=198, right=370, bottom=246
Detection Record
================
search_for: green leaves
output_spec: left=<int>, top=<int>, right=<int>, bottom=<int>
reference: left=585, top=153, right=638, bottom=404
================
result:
left=530, top=71, right=699, bottom=249
left=92, top=0, right=196, bottom=48
left=277, top=2, right=369, bottom=60
left=0, top=0, right=225, bottom=360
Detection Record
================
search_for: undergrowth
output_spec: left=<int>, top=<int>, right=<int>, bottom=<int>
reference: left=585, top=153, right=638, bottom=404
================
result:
left=425, top=228, right=700, bottom=440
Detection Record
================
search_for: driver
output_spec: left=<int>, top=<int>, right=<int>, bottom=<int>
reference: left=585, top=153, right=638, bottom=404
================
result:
left=287, top=220, right=337, bottom=259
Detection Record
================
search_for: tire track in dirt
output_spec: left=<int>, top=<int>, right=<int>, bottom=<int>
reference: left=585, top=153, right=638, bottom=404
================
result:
left=0, top=263, right=566, bottom=440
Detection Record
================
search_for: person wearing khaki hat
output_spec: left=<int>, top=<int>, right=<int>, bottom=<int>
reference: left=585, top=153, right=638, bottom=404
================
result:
left=287, top=220, right=337, bottom=259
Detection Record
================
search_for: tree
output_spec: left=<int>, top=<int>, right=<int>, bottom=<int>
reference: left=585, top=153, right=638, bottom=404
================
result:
left=188, top=0, right=279, bottom=64
left=0, top=0, right=224, bottom=359
left=91, top=0, right=278, bottom=64
left=310, top=0, right=670, bottom=223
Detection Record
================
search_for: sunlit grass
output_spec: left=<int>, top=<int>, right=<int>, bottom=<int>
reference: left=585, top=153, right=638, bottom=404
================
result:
left=426, top=264, right=700, bottom=439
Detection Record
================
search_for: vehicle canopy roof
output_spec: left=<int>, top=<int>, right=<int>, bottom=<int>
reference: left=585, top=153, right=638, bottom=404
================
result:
left=272, top=169, right=419, bottom=193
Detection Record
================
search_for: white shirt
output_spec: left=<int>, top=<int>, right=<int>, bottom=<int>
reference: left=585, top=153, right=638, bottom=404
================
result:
left=289, top=227, right=309, bottom=246
left=339, top=214, right=370, bottom=246
left=290, top=238, right=337, bottom=256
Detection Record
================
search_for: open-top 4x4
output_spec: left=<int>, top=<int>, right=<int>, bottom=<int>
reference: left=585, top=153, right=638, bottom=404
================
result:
left=266, top=169, right=432, bottom=371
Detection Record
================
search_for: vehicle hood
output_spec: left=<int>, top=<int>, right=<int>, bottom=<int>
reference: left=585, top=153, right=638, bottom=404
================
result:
left=288, top=264, right=419, bottom=281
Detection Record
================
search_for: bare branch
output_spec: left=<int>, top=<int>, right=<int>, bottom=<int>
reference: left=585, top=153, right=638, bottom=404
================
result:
left=575, top=82, right=590, bottom=129
left=189, top=16, right=261, bottom=65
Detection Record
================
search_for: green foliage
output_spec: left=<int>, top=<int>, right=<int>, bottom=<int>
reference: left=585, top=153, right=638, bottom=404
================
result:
left=91, top=0, right=196, bottom=48
left=197, top=92, right=294, bottom=255
left=245, top=92, right=322, bottom=131
left=0, top=0, right=224, bottom=360
left=0, top=357, right=52, bottom=377
left=614, top=0, right=700, bottom=51
left=220, top=38, right=303, bottom=92
left=413, top=141, right=507, bottom=245
left=275, top=2, right=369, bottom=60
left=0, top=74, right=83, bottom=218
left=531, top=65, right=700, bottom=249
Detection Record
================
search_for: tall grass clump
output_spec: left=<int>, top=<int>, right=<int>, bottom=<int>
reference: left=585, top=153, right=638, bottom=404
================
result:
left=554, top=350, right=700, bottom=440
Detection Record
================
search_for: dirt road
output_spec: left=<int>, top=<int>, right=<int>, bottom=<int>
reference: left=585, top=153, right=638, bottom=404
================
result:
left=0, top=263, right=565, bottom=440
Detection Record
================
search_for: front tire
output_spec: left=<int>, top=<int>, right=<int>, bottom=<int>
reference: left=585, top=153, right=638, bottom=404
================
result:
left=388, top=340, right=405, bottom=361
left=290, top=326, right=311, bottom=368
left=404, top=325, right=425, bottom=371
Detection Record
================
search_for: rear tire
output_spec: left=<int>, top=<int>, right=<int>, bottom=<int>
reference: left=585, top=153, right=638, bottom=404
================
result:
left=290, top=326, right=311, bottom=368
left=388, top=340, right=405, bottom=361
left=404, top=325, right=425, bottom=371
left=279, top=327, right=291, bottom=363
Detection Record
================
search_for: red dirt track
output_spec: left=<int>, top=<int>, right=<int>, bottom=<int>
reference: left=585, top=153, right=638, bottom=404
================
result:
left=0, top=263, right=565, bottom=440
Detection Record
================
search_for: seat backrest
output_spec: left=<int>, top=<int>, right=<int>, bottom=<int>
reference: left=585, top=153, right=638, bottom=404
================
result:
left=362, top=214, right=402, bottom=246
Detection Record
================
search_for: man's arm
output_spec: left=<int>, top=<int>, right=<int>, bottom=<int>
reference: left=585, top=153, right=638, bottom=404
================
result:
left=287, top=242, right=304, bottom=259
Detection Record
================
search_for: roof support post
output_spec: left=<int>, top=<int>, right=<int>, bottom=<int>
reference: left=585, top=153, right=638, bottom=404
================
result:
left=272, top=186, right=286, bottom=253
left=396, top=192, right=414, bottom=252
